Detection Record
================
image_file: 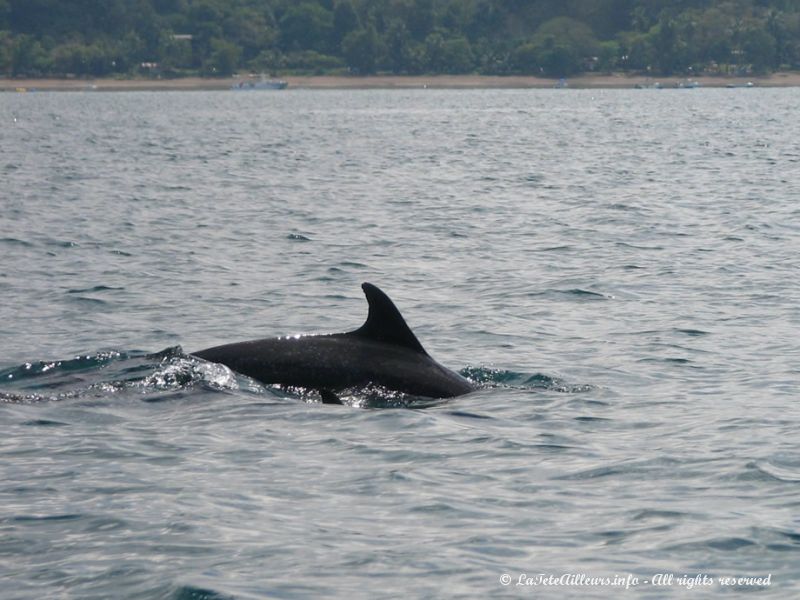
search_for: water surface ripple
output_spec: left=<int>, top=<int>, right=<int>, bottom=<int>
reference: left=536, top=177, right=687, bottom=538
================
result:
left=1, top=88, right=799, bottom=598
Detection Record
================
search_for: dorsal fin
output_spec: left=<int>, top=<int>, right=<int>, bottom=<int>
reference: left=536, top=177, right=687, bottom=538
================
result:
left=352, top=283, right=427, bottom=354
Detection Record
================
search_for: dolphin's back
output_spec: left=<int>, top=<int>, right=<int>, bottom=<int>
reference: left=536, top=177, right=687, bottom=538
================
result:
left=194, top=334, right=472, bottom=398
left=193, top=283, right=474, bottom=400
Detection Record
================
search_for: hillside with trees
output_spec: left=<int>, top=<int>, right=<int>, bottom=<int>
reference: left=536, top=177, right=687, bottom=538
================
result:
left=2, top=0, right=799, bottom=79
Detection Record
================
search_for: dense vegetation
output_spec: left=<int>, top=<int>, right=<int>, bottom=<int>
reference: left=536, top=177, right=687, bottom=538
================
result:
left=2, top=0, right=800, bottom=78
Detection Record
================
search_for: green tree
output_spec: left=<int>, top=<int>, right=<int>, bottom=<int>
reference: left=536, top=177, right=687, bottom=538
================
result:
left=465, top=0, right=503, bottom=39
left=742, top=26, right=776, bottom=72
left=653, top=17, right=681, bottom=74
left=3, top=0, right=800, bottom=78
left=407, top=0, right=435, bottom=40
left=8, top=0, right=60, bottom=35
left=692, top=8, right=735, bottom=65
left=224, top=8, right=276, bottom=62
left=248, top=48, right=282, bottom=73
left=282, top=49, right=343, bottom=73
left=152, top=0, right=187, bottom=14
left=383, top=18, right=429, bottom=74
left=130, top=0, right=161, bottom=55
left=333, top=0, right=359, bottom=48
left=52, top=42, right=89, bottom=75
left=341, top=26, right=381, bottom=73
left=511, top=42, right=537, bottom=74
left=11, top=34, right=50, bottom=75
left=0, top=30, right=12, bottom=74
left=630, top=3, right=657, bottom=33
left=597, top=40, right=620, bottom=71
left=616, top=31, right=653, bottom=70
left=516, top=17, right=597, bottom=76
left=204, top=37, right=241, bottom=75
left=473, top=36, right=512, bottom=74
left=425, top=29, right=474, bottom=73
left=538, top=39, right=581, bottom=76
left=384, top=19, right=411, bottom=73
left=117, top=31, right=146, bottom=71
left=782, top=13, right=800, bottom=68
left=424, top=30, right=445, bottom=71
left=441, top=0, right=474, bottom=32
left=157, top=30, right=193, bottom=71
left=0, top=0, right=9, bottom=28
left=84, top=42, right=116, bottom=76
left=532, top=17, right=599, bottom=59
left=437, top=36, right=474, bottom=73
left=188, top=0, right=224, bottom=63
left=279, top=3, right=333, bottom=53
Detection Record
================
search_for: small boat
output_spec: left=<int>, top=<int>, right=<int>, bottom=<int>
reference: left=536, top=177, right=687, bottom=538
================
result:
left=231, top=78, right=288, bottom=91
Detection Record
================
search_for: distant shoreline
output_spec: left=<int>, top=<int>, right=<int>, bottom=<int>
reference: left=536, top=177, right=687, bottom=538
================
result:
left=4, top=72, right=800, bottom=92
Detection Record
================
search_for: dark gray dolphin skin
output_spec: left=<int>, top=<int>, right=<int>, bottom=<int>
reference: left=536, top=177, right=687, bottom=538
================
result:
left=193, top=283, right=474, bottom=404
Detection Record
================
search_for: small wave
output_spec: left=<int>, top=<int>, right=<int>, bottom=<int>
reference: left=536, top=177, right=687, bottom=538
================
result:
left=533, top=245, right=574, bottom=252
left=10, top=513, right=84, bottom=523
left=460, top=366, right=593, bottom=393
left=0, top=350, right=125, bottom=383
left=1, top=389, right=80, bottom=404
left=673, top=328, right=710, bottom=337
left=67, top=285, right=124, bottom=294
left=447, top=410, right=494, bottom=420
left=2, top=352, right=590, bottom=408
left=339, top=261, right=368, bottom=269
left=615, top=242, right=664, bottom=251
left=525, top=288, right=613, bottom=301
left=21, top=419, right=69, bottom=427
left=272, top=384, right=445, bottom=409
left=0, top=347, right=245, bottom=405
left=171, top=585, right=237, bottom=600
left=574, top=415, right=611, bottom=423
left=558, top=457, right=684, bottom=481
left=461, top=366, right=540, bottom=386
left=560, top=288, right=611, bottom=300
left=665, top=537, right=758, bottom=552
left=637, top=357, right=693, bottom=365
left=141, top=357, right=242, bottom=394
left=68, top=295, right=109, bottom=306
left=631, top=509, right=689, bottom=521
left=747, top=459, right=800, bottom=483
left=0, top=237, right=34, bottom=247
left=47, top=239, right=78, bottom=248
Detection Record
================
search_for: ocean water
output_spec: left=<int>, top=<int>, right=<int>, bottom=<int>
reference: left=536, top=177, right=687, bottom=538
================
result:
left=1, top=87, right=798, bottom=599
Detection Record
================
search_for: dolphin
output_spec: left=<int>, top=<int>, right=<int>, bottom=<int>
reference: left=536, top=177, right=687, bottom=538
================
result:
left=193, top=283, right=475, bottom=404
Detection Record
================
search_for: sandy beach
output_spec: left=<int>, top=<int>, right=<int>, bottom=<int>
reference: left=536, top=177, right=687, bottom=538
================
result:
left=3, top=72, right=800, bottom=92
